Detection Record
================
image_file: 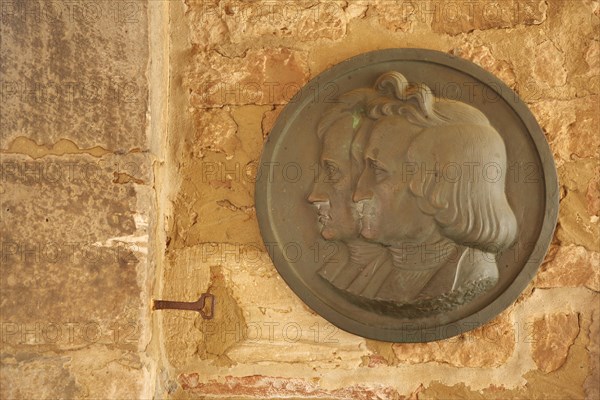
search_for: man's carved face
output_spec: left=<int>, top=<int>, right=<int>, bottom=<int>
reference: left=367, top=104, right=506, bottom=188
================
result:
left=354, top=115, right=438, bottom=246
left=308, top=115, right=359, bottom=241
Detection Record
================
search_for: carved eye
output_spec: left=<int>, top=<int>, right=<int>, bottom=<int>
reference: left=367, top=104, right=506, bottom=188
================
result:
left=369, top=159, right=388, bottom=182
left=323, top=161, right=341, bottom=182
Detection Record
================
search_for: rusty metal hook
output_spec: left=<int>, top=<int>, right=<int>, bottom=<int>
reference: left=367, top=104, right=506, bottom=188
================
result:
left=153, top=293, right=215, bottom=319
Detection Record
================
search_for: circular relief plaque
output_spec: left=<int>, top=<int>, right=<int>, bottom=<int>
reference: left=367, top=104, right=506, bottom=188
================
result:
left=255, top=48, right=558, bottom=342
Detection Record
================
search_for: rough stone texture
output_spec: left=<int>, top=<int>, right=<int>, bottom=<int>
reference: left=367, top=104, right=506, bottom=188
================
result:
left=430, top=0, right=548, bottom=35
left=532, top=313, right=581, bottom=373
left=419, top=301, right=595, bottom=399
left=0, top=349, right=144, bottom=399
left=187, top=48, right=310, bottom=108
left=391, top=308, right=516, bottom=368
left=529, top=97, right=600, bottom=167
left=468, top=1, right=600, bottom=104
left=368, top=1, right=419, bottom=33
left=191, top=107, right=240, bottom=158
left=160, top=244, right=366, bottom=372
left=0, top=153, right=151, bottom=396
left=0, top=1, right=149, bottom=152
left=585, top=307, right=600, bottom=399
left=169, top=105, right=266, bottom=249
left=0, top=143, right=150, bottom=351
left=177, top=374, right=407, bottom=399
left=536, top=245, right=600, bottom=291
left=532, top=40, right=568, bottom=87
left=0, top=1, right=150, bottom=398
left=556, top=159, right=600, bottom=251
left=0, top=355, right=80, bottom=399
left=193, top=265, right=246, bottom=366
left=451, top=43, right=517, bottom=88
left=184, top=0, right=367, bottom=50
left=261, top=105, right=284, bottom=138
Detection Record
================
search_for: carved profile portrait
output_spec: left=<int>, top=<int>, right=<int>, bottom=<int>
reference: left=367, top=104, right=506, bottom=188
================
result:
left=308, top=71, right=518, bottom=315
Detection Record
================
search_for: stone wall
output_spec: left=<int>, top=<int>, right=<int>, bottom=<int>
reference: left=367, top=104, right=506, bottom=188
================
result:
left=1, top=0, right=598, bottom=399
left=0, top=1, right=153, bottom=398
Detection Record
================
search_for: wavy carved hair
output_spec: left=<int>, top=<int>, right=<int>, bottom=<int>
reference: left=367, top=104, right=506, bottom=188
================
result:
left=367, top=72, right=518, bottom=252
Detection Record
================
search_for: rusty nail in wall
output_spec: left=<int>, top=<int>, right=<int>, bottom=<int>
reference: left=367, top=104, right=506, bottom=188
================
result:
left=153, top=293, right=215, bottom=319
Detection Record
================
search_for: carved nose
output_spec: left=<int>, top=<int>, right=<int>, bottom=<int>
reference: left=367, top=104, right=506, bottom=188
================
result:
left=353, top=171, right=373, bottom=202
left=307, top=186, right=328, bottom=203
left=353, top=187, right=373, bottom=202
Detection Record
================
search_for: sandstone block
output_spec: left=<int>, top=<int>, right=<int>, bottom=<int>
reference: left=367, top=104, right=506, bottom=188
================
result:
left=178, top=374, right=404, bottom=399
left=430, top=0, right=547, bottom=36
left=187, top=48, right=310, bottom=107
left=185, top=0, right=356, bottom=49
left=532, top=313, right=580, bottom=373
left=556, top=159, right=600, bottom=251
left=536, top=245, right=599, bottom=291
left=585, top=306, right=600, bottom=399
left=392, top=310, right=515, bottom=368
left=0, top=1, right=149, bottom=151
left=529, top=97, right=599, bottom=166
left=451, top=43, right=517, bottom=88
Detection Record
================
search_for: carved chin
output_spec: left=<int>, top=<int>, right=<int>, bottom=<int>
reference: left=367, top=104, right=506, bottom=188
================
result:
left=320, top=227, right=336, bottom=240
left=360, top=225, right=378, bottom=241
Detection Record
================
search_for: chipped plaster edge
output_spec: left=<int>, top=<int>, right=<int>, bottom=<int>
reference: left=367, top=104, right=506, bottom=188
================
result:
left=143, top=0, right=172, bottom=398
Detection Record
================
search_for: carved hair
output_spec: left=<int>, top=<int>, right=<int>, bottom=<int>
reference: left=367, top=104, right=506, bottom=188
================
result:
left=368, top=72, right=518, bottom=252
left=316, top=88, right=378, bottom=171
left=316, top=88, right=376, bottom=139
left=368, top=71, right=490, bottom=127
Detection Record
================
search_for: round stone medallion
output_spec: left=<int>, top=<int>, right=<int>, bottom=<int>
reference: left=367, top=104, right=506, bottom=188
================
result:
left=255, top=48, right=558, bottom=342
